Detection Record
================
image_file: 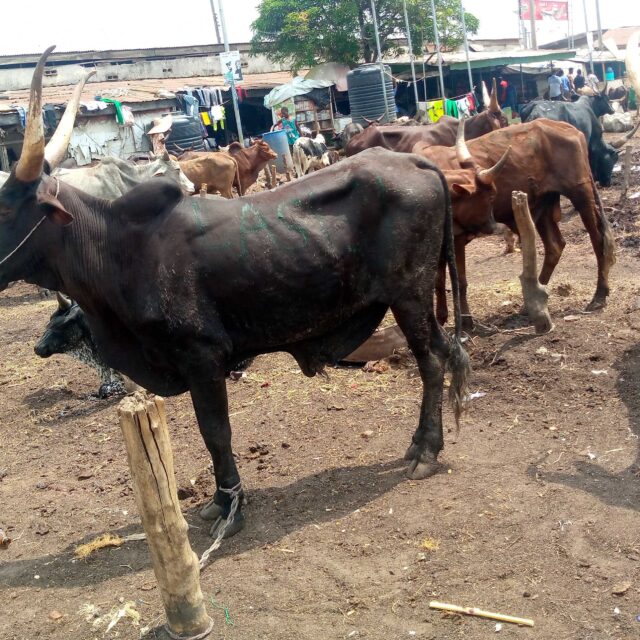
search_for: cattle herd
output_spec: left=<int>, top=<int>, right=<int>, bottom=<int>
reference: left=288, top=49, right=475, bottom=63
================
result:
left=0, top=46, right=638, bottom=546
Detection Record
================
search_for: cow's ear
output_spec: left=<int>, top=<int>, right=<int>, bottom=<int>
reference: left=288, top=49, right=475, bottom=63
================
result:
left=37, top=191, right=74, bottom=226
left=112, top=179, right=183, bottom=224
left=451, top=183, right=474, bottom=197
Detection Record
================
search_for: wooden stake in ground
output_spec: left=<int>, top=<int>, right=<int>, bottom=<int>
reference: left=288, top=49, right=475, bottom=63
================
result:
left=511, top=191, right=553, bottom=334
left=622, top=148, right=632, bottom=198
left=118, top=392, right=213, bottom=639
left=430, top=601, right=534, bottom=627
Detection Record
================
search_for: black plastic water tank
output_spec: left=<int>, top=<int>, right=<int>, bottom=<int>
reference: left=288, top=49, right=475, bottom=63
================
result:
left=160, top=115, right=206, bottom=154
left=347, top=64, right=396, bottom=126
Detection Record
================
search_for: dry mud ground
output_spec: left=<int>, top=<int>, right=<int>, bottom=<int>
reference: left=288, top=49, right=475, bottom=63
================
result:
left=1, top=139, right=640, bottom=640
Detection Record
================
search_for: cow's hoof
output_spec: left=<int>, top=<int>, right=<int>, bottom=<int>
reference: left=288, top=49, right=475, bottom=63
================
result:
left=209, top=512, right=245, bottom=539
left=404, top=443, right=419, bottom=461
left=200, top=498, right=224, bottom=521
left=461, top=316, right=474, bottom=332
left=406, top=458, right=443, bottom=480
left=585, top=297, right=606, bottom=312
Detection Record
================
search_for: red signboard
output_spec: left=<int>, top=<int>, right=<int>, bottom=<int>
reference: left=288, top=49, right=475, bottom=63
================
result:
left=520, top=0, right=569, bottom=21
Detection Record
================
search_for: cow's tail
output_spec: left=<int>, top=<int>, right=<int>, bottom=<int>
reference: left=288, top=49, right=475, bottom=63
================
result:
left=591, top=175, right=616, bottom=269
left=437, top=170, right=471, bottom=432
left=232, top=156, right=242, bottom=197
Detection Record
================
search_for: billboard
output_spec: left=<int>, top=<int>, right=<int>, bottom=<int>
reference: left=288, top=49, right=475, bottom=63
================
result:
left=219, top=50, right=243, bottom=84
left=519, top=0, right=568, bottom=21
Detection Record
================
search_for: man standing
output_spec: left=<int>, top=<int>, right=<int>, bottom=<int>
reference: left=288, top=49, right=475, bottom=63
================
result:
left=558, top=69, right=571, bottom=99
left=567, top=67, right=576, bottom=92
left=587, top=70, right=601, bottom=93
left=548, top=69, right=563, bottom=101
left=574, top=69, right=586, bottom=91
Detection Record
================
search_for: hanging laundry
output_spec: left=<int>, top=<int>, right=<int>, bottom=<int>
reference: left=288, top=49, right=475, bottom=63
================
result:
left=456, top=96, right=471, bottom=118
left=99, top=98, right=125, bottom=124
left=445, top=99, right=459, bottom=118
left=201, top=111, right=212, bottom=126
left=426, top=100, right=445, bottom=123
left=466, top=93, right=477, bottom=112
left=177, top=93, right=199, bottom=117
left=12, top=106, right=26, bottom=128
left=211, top=105, right=226, bottom=131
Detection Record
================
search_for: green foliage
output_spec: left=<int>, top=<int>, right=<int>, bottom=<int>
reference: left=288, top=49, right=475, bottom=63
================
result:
left=250, top=0, right=480, bottom=70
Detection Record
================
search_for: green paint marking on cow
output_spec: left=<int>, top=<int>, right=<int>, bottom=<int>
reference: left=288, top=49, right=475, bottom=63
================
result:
left=190, top=200, right=205, bottom=232
left=375, top=176, right=387, bottom=197
left=239, top=203, right=277, bottom=257
left=277, top=204, right=308, bottom=246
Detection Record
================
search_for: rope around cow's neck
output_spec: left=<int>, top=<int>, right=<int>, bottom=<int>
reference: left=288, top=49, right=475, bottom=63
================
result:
left=0, top=178, right=60, bottom=267
left=0, top=215, right=47, bottom=267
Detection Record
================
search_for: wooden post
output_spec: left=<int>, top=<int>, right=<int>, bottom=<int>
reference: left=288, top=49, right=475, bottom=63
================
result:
left=622, top=148, right=632, bottom=198
left=118, top=392, right=213, bottom=639
left=511, top=191, right=553, bottom=334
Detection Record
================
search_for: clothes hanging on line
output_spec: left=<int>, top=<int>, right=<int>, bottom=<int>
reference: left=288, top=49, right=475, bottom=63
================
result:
left=426, top=100, right=445, bottom=123
left=445, top=99, right=459, bottom=119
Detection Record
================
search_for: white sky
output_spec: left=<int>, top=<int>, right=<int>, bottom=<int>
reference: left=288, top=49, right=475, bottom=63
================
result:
left=1, top=0, right=639, bottom=56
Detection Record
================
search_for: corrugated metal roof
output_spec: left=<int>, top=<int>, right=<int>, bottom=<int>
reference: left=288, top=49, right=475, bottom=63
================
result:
left=0, top=71, right=301, bottom=112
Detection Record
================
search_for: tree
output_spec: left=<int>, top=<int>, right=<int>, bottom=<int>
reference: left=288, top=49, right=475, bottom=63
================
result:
left=422, top=0, right=480, bottom=53
left=250, top=0, right=480, bottom=71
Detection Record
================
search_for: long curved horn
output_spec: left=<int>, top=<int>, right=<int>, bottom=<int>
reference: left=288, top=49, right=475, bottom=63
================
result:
left=455, top=119, right=473, bottom=166
left=44, top=68, right=96, bottom=169
left=15, top=45, right=56, bottom=182
left=489, top=78, right=500, bottom=113
left=56, top=291, right=72, bottom=311
left=610, top=120, right=640, bottom=149
left=362, top=113, right=385, bottom=125
left=602, top=80, right=608, bottom=96
left=481, top=81, right=491, bottom=108
left=477, top=146, right=512, bottom=185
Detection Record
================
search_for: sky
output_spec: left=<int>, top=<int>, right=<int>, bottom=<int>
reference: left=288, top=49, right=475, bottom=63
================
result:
left=1, top=0, right=640, bottom=56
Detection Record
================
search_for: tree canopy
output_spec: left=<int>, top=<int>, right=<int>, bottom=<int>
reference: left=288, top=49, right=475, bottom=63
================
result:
left=250, top=0, right=480, bottom=71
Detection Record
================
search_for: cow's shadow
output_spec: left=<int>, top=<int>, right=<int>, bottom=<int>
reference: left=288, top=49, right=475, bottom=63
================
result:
left=0, top=458, right=409, bottom=589
left=528, top=343, right=640, bottom=511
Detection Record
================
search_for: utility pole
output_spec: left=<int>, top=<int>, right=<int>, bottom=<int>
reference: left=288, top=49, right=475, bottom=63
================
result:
left=214, top=0, right=244, bottom=144
left=429, top=0, right=446, bottom=99
left=402, top=0, right=420, bottom=109
left=594, top=0, right=604, bottom=51
left=582, top=0, right=594, bottom=73
left=528, top=0, right=537, bottom=49
left=370, top=0, right=390, bottom=122
left=459, top=0, right=474, bottom=93
left=208, top=0, right=222, bottom=45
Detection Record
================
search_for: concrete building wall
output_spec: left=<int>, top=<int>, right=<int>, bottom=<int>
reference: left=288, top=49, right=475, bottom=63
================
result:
left=0, top=52, right=287, bottom=91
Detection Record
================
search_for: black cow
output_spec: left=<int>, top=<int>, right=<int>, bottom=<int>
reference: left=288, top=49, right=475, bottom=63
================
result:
left=520, top=95, right=637, bottom=187
left=35, top=293, right=127, bottom=398
left=0, top=48, right=469, bottom=538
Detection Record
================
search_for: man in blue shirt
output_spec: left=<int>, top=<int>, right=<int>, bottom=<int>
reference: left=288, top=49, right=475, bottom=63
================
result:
left=558, top=69, right=571, bottom=99
left=548, top=70, right=563, bottom=101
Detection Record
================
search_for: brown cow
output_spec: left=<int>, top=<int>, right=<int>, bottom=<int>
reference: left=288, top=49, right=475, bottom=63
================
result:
left=224, top=140, right=277, bottom=195
left=415, top=119, right=616, bottom=328
left=178, top=153, right=237, bottom=199
left=345, top=86, right=506, bottom=156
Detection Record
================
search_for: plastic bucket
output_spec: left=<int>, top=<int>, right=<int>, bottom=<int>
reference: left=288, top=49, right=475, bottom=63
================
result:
left=262, top=129, right=292, bottom=173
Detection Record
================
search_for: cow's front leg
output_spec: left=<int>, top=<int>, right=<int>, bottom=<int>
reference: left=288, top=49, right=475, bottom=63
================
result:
left=190, top=376, right=245, bottom=538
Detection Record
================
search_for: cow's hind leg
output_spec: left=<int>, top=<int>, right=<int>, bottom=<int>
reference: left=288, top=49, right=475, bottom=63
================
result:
left=391, top=299, right=448, bottom=479
left=190, top=377, right=245, bottom=538
left=533, top=196, right=566, bottom=285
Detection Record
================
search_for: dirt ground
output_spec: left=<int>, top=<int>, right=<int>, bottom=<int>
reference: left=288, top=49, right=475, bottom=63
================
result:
left=1, top=136, right=640, bottom=640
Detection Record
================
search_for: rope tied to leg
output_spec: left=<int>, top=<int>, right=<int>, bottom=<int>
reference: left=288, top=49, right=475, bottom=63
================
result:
left=199, top=482, right=242, bottom=570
